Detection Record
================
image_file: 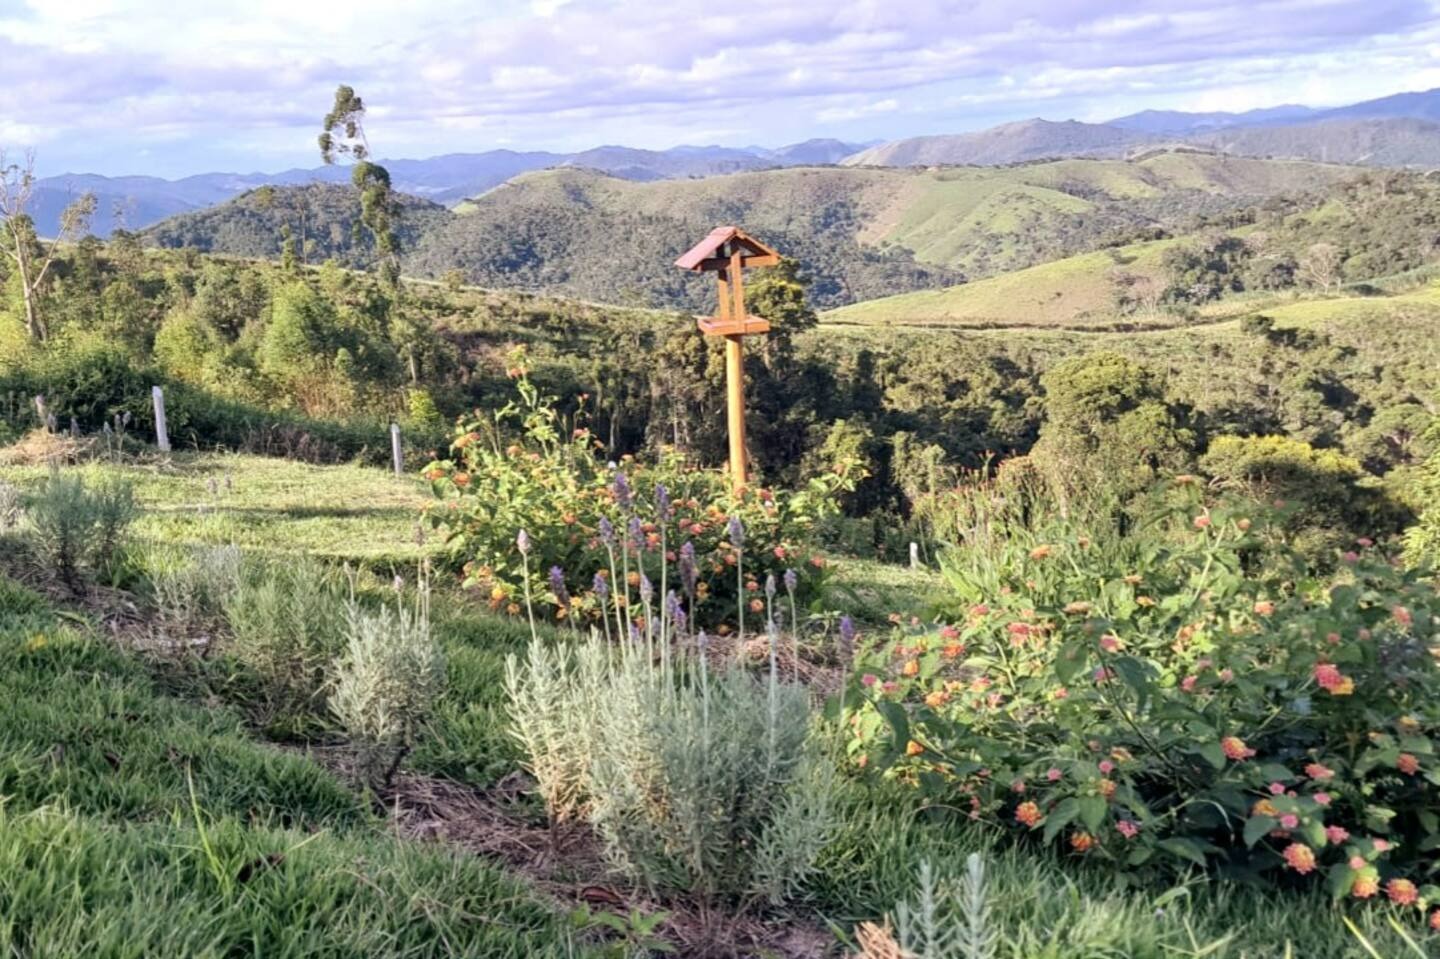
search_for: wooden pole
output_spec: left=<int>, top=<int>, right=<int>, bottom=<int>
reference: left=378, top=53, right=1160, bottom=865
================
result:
left=151, top=385, right=170, bottom=452
left=33, top=395, right=47, bottom=431
left=721, top=247, right=748, bottom=493
left=390, top=423, right=404, bottom=477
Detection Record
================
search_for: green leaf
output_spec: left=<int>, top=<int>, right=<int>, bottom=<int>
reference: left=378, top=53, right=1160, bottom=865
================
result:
left=1244, top=815, right=1276, bottom=848
left=1328, top=862, right=1356, bottom=901
left=1043, top=798, right=1080, bottom=844
left=1079, top=796, right=1108, bottom=834
left=1197, top=741, right=1226, bottom=770
left=876, top=700, right=909, bottom=749
left=1157, top=837, right=1208, bottom=868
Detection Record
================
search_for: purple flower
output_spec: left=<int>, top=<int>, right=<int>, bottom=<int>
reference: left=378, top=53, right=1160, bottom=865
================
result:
left=727, top=515, right=744, bottom=550
left=783, top=568, right=798, bottom=593
left=592, top=571, right=609, bottom=601
left=549, top=566, right=570, bottom=607
left=516, top=529, right=531, bottom=554
left=666, top=590, right=687, bottom=634
left=679, top=541, right=698, bottom=594
left=655, top=483, right=672, bottom=522
left=613, top=472, right=633, bottom=511
left=628, top=515, right=645, bottom=551
left=639, top=573, right=653, bottom=604
left=697, top=629, right=710, bottom=651
left=838, top=615, right=856, bottom=656
left=598, top=516, right=615, bottom=547
left=765, top=573, right=777, bottom=600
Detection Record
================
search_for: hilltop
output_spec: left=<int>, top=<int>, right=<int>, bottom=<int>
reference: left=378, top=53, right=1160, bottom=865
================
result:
left=144, top=154, right=1357, bottom=310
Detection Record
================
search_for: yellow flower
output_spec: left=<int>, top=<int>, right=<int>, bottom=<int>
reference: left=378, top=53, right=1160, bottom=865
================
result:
left=25, top=633, right=48, bottom=652
left=905, top=740, right=925, bottom=757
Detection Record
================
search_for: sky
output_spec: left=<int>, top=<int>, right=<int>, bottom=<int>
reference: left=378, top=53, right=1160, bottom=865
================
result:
left=3, top=0, right=1440, bottom=178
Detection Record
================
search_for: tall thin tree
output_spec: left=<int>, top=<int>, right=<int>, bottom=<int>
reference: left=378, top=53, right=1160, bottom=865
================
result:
left=0, top=150, right=96, bottom=341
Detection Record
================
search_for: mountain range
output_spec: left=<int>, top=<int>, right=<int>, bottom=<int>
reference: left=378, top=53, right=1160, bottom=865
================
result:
left=28, top=86, right=1440, bottom=240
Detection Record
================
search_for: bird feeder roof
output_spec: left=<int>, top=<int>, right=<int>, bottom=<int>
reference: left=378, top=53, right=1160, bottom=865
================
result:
left=674, top=226, right=780, bottom=272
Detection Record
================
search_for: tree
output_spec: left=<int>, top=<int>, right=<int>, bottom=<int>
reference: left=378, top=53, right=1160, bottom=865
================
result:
left=319, top=86, right=399, bottom=287
left=745, top=257, right=817, bottom=367
left=0, top=150, right=96, bottom=340
left=1299, top=242, right=1342, bottom=292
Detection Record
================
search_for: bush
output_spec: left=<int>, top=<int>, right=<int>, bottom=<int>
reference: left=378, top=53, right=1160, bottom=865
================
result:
left=847, top=479, right=1440, bottom=917
left=0, top=480, right=20, bottom=532
left=222, top=558, right=344, bottom=729
left=330, top=584, right=446, bottom=790
left=142, top=543, right=243, bottom=639
left=505, top=631, right=837, bottom=906
left=23, top=471, right=136, bottom=589
left=423, top=365, right=857, bottom=630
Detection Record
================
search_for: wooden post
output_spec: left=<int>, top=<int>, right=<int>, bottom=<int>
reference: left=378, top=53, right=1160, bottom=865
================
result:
left=390, top=423, right=404, bottom=476
left=33, top=394, right=47, bottom=430
left=152, top=385, right=170, bottom=452
left=910, top=542, right=920, bottom=570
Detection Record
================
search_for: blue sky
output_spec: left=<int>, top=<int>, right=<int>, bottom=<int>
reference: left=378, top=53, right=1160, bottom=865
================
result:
left=3, top=0, right=1440, bottom=178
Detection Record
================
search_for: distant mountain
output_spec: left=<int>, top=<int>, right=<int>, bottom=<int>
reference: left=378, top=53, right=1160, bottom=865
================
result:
left=1313, top=87, right=1440, bottom=122
left=1189, top=117, right=1440, bottom=166
left=1108, top=105, right=1318, bottom=135
left=27, top=140, right=869, bottom=238
left=841, top=119, right=1155, bottom=167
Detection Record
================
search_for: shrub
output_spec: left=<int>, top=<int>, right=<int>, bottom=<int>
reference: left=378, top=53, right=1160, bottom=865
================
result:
left=505, top=630, right=837, bottom=907
left=143, top=543, right=243, bottom=639
left=847, top=479, right=1440, bottom=917
left=23, top=471, right=136, bottom=589
left=423, top=364, right=857, bottom=629
left=0, top=480, right=20, bottom=532
left=330, top=582, right=446, bottom=790
left=222, top=558, right=344, bottom=729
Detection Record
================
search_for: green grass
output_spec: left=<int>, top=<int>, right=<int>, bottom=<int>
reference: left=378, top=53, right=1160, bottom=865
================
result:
left=0, top=452, right=433, bottom=569
left=0, top=577, right=584, bottom=958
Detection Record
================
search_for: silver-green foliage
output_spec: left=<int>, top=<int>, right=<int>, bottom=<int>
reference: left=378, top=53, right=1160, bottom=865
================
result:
left=146, top=543, right=243, bottom=637
left=892, top=857, right=998, bottom=959
left=223, top=559, right=344, bottom=721
left=0, top=480, right=20, bottom=531
left=331, top=585, right=445, bottom=789
left=23, top=471, right=135, bottom=588
left=506, top=633, right=836, bottom=905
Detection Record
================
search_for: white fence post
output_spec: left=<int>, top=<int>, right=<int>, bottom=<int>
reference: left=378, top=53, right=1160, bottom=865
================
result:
left=152, top=385, right=170, bottom=452
left=910, top=541, right=920, bottom=570
left=33, top=394, right=47, bottom=430
left=390, top=423, right=403, bottom=477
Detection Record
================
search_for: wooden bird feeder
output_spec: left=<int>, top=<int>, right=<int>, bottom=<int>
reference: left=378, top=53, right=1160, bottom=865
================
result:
left=674, top=226, right=780, bottom=493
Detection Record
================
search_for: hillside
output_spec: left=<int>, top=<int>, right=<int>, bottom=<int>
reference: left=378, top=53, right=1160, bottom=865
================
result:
left=146, top=155, right=1358, bottom=310
left=1188, top=117, right=1440, bottom=167
left=841, top=119, right=1156, bottom=166
left=824, top=169, right=1440, bottom=329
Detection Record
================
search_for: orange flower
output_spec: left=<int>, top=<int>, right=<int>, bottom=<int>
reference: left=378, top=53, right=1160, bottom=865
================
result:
left=1015, top=801, right=1043, bottom=827
left=1063, top=601, right=1092, bottom=615
left=1386, top=878, right=1418, bottom=906
left=1397, top=753, right=1420, bottom=775
left=749, top=599, right=764, bottom=613
left=1097, top=779, right=1117, bottom=800
left=489, top=586, right=507, bottom=602
left=1252, top=798, right=1279, bottom=817
left=1070, top=832, right=1094, bottom=853
left=1282, top=843, right=1316, bottom=874
left=1029, top=545, right=1053, bottom=560
left=902, top=659, right=919, bottom=677
left=1393, top=606, right=1413, bottom=628
left=1352, top=872, right=1380, bottom=899
left=1221, top=736, right=1253, bottom=761
left=924, top=690, right=950, bottom=708
left=905, top=740, right=925, bottom=757
left=1253, top=600, right=1275, bottom=616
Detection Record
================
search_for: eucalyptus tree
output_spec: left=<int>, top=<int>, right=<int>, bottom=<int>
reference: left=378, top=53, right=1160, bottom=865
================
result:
left=0, top=150, right=96, bottom=341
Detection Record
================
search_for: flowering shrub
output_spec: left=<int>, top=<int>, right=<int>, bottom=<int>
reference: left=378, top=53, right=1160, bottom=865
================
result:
left=421, top=361, right=859, bottom=628
left=847, top=480, right=1440, bottom=922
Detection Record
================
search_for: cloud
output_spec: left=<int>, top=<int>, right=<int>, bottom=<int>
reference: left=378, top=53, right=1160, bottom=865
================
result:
left=1, top=0, right=1438, bottom=175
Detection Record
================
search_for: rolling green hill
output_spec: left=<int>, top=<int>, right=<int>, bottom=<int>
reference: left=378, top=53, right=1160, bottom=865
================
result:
left=145, top=155, right=1359, bottom=311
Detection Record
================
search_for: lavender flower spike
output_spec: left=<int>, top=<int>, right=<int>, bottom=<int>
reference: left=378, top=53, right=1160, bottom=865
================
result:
left=679, top=541, right=698, bottom=593
left=592, top=571, right=609, bottom=602
left=549, top=566, right=570, bottom=606
left=639, top=573, right=654, bottom=604
left=783, top=568, right=798, bottom=593
left=666, top=590, right=687, bottom=635
left=613, top=471, right=633, bottom=511
left=727, top=515, right=744, bottom=549
left=655, top=482, right=672, bottom=522
left=516, top=529, right=531, bottom=554
left=628, top=515, right=645, bottom=551
left=838, top=615, right=857, bottom=656
left=765, top=573, right=777, bottom=600
left=598, top=516, right=615, bottom=546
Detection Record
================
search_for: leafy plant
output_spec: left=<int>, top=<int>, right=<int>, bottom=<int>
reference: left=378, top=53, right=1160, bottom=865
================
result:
left=222, top=558, right=344, bottom=729
left=23, top=470, right=135, bottom=589
left=144, top=543, right=243, bottom=639
left=848, top=478, right=1440, bottom=921
left=330, top=573, right=446, bottom=790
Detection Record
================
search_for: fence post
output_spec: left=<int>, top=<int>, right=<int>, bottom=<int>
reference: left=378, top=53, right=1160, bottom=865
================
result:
left=390, top=423, right=403, bottom=477
left=909, top=541, right=920, bottom=570
left=33, top=394, right=47, bottom=430
left=152, top=385, right=170, bottom=452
